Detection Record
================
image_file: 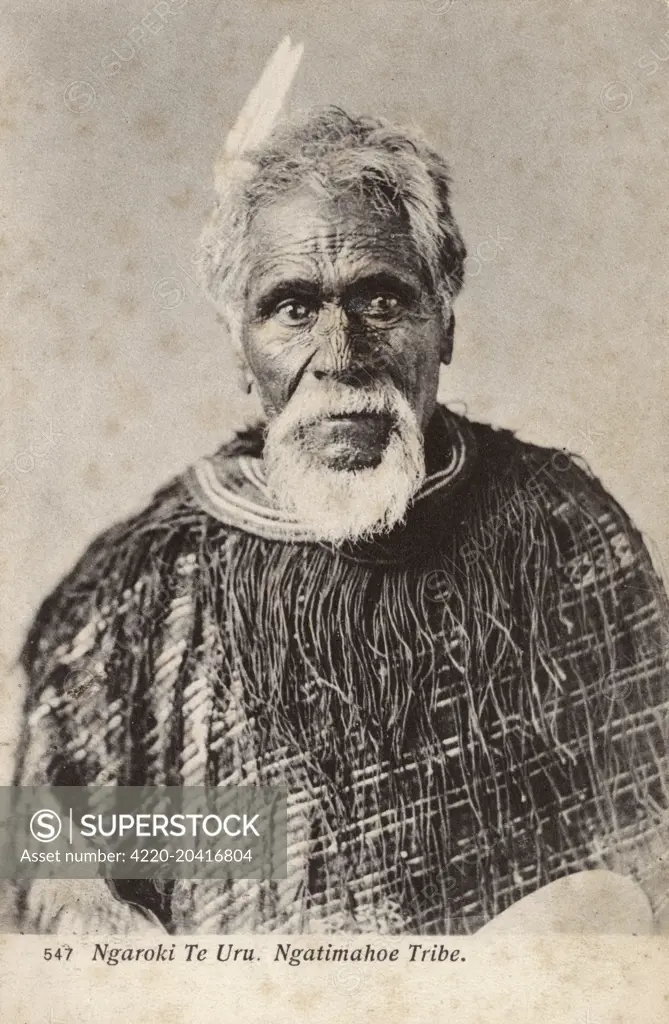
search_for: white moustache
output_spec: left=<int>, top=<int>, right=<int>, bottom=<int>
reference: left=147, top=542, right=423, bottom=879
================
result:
left=281, top=384, right=398, bottom=432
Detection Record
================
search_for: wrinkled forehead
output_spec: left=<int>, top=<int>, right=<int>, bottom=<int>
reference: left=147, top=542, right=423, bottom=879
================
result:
left=243, top=189, right=427, bottom=303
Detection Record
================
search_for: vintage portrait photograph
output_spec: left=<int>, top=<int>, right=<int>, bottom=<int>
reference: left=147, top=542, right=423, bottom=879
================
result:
left=1, top=3, right=668, bottom=1003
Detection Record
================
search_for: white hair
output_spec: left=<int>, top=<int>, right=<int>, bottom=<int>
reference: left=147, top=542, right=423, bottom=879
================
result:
left=198, top=106, right=467, bottom=346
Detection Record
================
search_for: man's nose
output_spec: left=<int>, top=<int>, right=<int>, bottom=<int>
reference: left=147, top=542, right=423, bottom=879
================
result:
left=309, top=305, right=353, bottom=380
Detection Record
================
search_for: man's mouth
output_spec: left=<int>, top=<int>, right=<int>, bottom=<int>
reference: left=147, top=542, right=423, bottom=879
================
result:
left=297, top=411, right=395, bottom=470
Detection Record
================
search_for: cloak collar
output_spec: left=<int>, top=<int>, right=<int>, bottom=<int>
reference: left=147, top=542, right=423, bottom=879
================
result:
left=185, top=405, right=477, bottom=560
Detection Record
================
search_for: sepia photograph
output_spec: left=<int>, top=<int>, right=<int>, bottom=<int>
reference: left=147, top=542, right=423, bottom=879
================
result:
left=1, top=0, right=668, bottom=979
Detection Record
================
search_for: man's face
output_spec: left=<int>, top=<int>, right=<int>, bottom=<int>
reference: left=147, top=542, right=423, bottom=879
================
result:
left=238, top=189, right=451, bottom=542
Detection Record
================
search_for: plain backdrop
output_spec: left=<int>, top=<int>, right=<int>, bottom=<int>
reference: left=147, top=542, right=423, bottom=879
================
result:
left=1, top=0, right=668, bottom=776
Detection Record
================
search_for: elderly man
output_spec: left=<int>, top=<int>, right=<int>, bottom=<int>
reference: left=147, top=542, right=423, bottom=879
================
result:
left=14, top=108, right=669, bottom=935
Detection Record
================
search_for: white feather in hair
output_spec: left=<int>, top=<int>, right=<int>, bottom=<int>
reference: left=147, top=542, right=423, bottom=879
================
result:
left=214, top=35, right=304, bottom=194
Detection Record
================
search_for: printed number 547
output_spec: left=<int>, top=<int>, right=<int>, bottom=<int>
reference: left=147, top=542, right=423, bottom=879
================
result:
left=43, top=946, right=73, bottom=961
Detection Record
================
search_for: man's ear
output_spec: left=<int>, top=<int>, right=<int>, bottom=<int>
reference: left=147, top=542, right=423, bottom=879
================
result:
left=216, top=306, right=251, bottom=384
left=234, top=348, right=254, bottom=395
left=440, top=310, right=455, bottom=365
left=216, top=307, right=244, bottom=351
left=219, top=310, right=253, bottom=392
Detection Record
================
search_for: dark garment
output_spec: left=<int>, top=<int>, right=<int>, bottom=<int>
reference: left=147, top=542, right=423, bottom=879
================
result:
left=14, top=409, right=669, bottom=933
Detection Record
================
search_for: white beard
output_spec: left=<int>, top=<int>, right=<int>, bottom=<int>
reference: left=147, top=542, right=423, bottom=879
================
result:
left=263, top=384, right=426, bottom=544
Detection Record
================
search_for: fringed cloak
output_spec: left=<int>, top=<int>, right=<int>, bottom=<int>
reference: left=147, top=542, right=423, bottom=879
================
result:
left=13, top=408, right=669, bottom=934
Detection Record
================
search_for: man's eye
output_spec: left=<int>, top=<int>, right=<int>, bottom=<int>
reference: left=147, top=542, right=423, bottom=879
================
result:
left=274, top=300, right=313, bottom=326
left=360, top=294, right=403, bottom=320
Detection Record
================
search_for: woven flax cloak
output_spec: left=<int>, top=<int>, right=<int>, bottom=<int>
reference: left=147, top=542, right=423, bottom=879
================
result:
left=14, top=408, right=669, bottom=934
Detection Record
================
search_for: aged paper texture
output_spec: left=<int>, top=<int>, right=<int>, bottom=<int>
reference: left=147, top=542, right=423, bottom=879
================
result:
left=1, top=0, right=668, bottom=1019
